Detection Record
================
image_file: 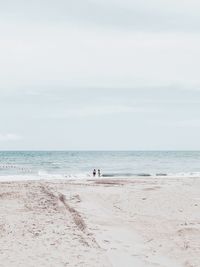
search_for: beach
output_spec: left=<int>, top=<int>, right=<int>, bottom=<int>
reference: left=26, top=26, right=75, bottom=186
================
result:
left=0, top=177, right=200, bottom=267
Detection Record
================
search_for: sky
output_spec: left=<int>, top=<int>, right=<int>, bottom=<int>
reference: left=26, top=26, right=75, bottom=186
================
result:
left=1, top=0, right=200, bottom=150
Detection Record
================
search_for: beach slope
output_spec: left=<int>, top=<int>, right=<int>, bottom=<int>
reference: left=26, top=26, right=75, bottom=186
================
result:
left=0, top=177, right=200, bottom=267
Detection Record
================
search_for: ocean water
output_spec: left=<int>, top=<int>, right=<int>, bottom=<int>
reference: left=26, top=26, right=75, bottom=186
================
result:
left=0, top=151, right=200, bottom=180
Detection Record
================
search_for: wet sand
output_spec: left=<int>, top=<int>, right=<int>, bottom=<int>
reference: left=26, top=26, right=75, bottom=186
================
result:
left=0, top=177, right=200, bottom=267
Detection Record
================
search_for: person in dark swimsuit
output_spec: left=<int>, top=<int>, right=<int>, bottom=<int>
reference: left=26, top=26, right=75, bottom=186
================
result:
left=93, top=169, right=96, bottom=177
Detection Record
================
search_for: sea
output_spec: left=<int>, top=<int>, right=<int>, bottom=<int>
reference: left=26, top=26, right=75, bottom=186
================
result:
left=0, top=151, right=200, bottom=181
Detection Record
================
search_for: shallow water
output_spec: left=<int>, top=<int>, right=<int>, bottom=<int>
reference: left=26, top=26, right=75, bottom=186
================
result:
left=0, top=151, right=200, bottom=180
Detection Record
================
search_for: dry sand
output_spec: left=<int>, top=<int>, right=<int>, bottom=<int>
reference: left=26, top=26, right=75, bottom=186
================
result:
left=0, top=177, right=200, bottom=267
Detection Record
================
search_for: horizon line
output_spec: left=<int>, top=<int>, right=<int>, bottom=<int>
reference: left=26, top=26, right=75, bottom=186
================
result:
left=0, top=150, right=200, bottom=152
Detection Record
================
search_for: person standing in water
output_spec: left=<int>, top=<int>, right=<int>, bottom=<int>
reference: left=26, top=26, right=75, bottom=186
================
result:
left=98, top=169, right=101, bottom=177
left=93, top=169, right=96, bottom=177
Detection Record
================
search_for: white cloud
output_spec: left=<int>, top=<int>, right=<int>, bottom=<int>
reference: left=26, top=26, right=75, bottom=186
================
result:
left=1, top=0, right=200, bottom=32
left=46, top=105, right=152, bottom=119
left=0, top=24, right=200, bottom=90
left=0, top=134, right=22, bottom=142
left=176, top=120, right=200, bottom=128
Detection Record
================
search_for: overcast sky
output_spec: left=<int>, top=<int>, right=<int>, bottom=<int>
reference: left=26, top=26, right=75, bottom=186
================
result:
left=1, top=0, right=200, bottom=150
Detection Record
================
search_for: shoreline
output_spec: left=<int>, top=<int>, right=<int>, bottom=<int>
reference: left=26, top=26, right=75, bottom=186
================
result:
left=0, top=173, right=200, bottom=183
left=0, top=177, right=199, bottom=266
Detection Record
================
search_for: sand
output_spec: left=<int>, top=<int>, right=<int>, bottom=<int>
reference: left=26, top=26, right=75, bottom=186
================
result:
left=0, top=177, right=200, bottom=267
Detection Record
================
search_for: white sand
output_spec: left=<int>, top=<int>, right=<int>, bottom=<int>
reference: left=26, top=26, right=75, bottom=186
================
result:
left=0, top=177, right=200, bottom=267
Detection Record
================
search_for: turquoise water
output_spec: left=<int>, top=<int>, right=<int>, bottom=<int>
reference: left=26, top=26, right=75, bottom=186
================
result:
left=0, top=151, right=200, bottom=179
